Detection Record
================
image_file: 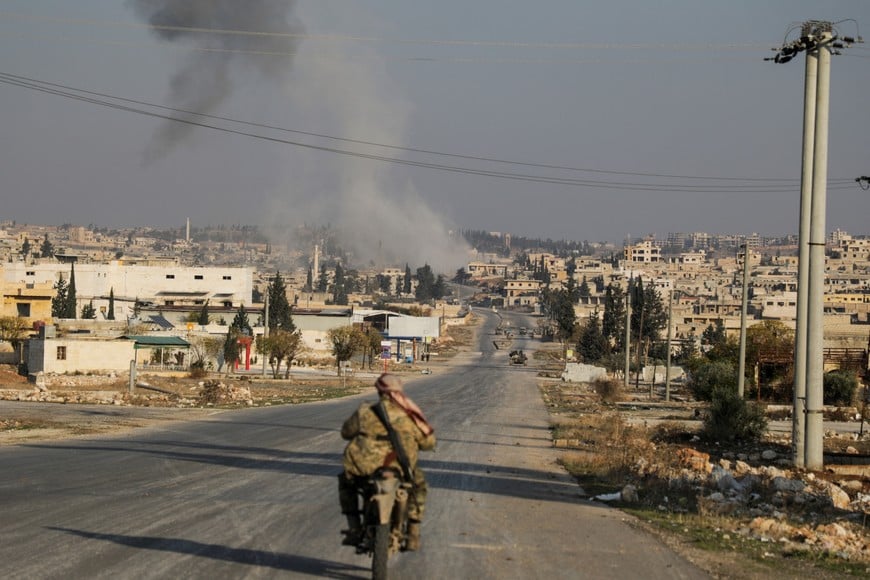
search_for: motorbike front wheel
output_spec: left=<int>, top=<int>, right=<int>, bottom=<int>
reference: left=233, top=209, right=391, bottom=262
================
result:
left=371, top=523, right=390, bottom=580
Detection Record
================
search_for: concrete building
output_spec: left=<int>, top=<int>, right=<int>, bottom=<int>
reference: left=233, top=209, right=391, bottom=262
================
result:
left=761, top=292, right=798, bottom=320
left=690, top=232, right=711, bottom=249
left=26, top=332, right=135, bottom=375
left=25, top=330, right=192, bottom=375
left=838, top=235, right=870, bottom=261
left=0, top=278, right=54, bottom=322
left=677, top=251, right=707, bottom=266
left=0, top=261, right=253, bottom=321
left=466, top=262, right=509, bottom=278
left=623, top=240, right=662, bottom=263
left=504, top=279, right=542, bottom=308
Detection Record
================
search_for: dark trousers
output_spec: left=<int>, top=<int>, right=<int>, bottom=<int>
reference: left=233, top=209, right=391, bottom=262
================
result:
left=338, top=468, right=428, bottom=522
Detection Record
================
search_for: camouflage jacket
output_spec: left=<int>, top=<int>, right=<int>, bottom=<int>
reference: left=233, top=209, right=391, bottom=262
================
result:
left=341, top=397, right=436, bottom=477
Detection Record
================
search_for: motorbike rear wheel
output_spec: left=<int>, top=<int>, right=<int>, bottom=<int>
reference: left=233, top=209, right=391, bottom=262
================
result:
left=371, top=523, right=390, bottom=580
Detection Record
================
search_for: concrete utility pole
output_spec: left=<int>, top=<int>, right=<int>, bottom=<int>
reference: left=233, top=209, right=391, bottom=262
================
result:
left=793, top=36, right=818, bottom=468
left=737, top=245, right=751, bottom=399
left=767, top=21, right=862, bottom=469
left=262, top=291, right=269, bottom=377
left=805, top=31, right=832, bottom=470
left=664, top=287, right=675, bottom=402
left=623, top=282, right=632, bottom=389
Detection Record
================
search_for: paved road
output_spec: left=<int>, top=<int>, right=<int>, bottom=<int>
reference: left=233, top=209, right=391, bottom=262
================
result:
left=0, top=311, right=708, bottom=579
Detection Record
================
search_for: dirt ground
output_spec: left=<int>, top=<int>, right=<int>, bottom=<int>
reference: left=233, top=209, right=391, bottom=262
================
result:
left=0, top=319, right=477, bottom=445
left=0, top=363, right=373, bottom=445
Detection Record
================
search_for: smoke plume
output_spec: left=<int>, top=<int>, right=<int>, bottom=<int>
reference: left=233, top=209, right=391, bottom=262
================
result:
left=132, top=2, right=469, bottom=272
left=129, top=0, right=303, bottom=156
left=259, top=14, right=472, bottom=274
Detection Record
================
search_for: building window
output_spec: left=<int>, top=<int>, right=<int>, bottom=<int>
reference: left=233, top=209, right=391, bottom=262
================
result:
left=223, top=275, right=232, bottom=280
left=17, top=303, right=31, bottom=317
left=166, top=274, right=175, bottom=279
left=194, top=275, right=204, bottom=280
left=57, top=346, right=67, bottom=360
left=26, top=271, right=35, bottom=276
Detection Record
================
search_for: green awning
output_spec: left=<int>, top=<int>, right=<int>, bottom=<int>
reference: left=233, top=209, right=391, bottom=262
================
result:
left=120, top=335, right=191, bottom=349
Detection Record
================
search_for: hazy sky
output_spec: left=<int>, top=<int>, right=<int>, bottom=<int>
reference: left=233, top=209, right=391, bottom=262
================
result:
left=1, top=1, right=869, bottom=269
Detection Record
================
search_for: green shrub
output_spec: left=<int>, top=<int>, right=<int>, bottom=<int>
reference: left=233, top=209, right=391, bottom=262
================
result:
left=689, top=361, right=737, bottom=402
left=823, top=370, right=858, bottom=406
left=701, top=387, right=767, bottom=444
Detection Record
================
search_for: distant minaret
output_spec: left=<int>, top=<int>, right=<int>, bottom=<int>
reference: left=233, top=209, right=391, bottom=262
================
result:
left=313, top=244, right=320, bottom=278
left=186, top=218, right=190, bottom=243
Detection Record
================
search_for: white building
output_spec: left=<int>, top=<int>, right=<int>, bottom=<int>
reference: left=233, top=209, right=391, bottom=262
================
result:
left=0, top=261, right=253, bottom=320
left=27, top=334, right=134, bottom=374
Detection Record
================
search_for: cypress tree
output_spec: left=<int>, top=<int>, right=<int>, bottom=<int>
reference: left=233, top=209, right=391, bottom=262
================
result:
left=198, top=299, right=210, bottom=325
left=231, top=304, right=252, bottom=336
left=268, top=272, right=295, bottom=331
left=403, top=264, right=412, bottom=294
left=107, top=287, right=116, bottom=320
left=51, top=276, right=68, bottom=318
left=65, top=263, right=77, bottom=319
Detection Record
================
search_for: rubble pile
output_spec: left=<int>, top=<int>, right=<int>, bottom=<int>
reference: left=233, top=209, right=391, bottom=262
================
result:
left=1, top=387, right=127, bottom=405
left=40, top=373, right=121, bottom=388
left=196, top=380, right=253, bottom=406
left=636, top=446, right=870, bottom=562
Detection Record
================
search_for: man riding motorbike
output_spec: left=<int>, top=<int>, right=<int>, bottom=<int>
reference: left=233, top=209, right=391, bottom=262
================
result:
left=338, top=373, right=436, bottom=551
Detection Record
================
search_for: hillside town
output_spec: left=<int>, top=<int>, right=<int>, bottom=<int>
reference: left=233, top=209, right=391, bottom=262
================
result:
left=0, top=220, right=868, bottom=381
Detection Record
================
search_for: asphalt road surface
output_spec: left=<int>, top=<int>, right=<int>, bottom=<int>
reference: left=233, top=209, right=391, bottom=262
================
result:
left=0, top=310, right=708, bottom=579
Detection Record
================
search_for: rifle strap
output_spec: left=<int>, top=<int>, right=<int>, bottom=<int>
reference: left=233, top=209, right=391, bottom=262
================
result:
left=372, top=401, right=414, bottom=482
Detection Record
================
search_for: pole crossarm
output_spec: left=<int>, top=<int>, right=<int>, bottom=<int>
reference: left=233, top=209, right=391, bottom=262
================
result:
left=765, top=20, right=863, bottom=64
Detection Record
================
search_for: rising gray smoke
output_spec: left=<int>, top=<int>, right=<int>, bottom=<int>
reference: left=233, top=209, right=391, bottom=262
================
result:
left=131, top=1, right=470, bottom=272
left=129, top=0, right=302, bottom=156
left=255, top=18, right=473, bottom=274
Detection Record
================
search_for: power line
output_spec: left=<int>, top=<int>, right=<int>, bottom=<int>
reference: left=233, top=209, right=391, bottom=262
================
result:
left=0, top=71, right=857, bottom=193
left=0, top=11, right=773, bottom=52
left=0, top=30, right=769, bottom=66
left=0, top=15, right=778, bottom=66
left=2, top=71, right=839, bottom=185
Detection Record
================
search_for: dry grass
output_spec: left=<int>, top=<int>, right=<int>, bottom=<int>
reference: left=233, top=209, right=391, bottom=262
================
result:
left=0, top=418, right=64, bottom=431
left=557, top=412, right=665, bottom=496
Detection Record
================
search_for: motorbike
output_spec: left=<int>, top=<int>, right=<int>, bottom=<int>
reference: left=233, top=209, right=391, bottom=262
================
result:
left=352, top=467, right=413, bottom=580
